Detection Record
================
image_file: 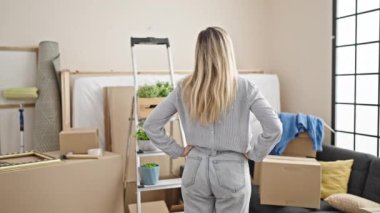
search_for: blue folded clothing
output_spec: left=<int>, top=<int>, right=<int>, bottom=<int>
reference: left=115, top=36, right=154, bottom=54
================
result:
left=270, top=112, right=324, bottom=155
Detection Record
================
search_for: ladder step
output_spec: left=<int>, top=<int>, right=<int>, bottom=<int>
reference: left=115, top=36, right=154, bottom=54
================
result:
left=138, top=178, right=182, bottom=192
left=131, top=37, right=170, bottom=47
left=137, top=150, right=166, bottom=157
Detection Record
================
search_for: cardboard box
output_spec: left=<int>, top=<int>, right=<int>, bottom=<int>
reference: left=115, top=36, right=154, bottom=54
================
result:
left=60, top=128, right=99, bottom=154
left=260, top=155, right=321, bottom=209
left=253, top=133, right=316, bottom=185
left=138, top=97, right=165, bottom=119
left=283, top=133, right=316, bottom=158
left=0, top=151, right=124, bottom=213
left=129, top=200, right=169, bottom=213
left=253, top=162, right=262, bottom=185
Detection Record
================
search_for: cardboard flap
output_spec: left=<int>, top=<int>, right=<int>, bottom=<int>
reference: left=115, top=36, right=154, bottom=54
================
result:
left=263, top=156, right=320, bottom=166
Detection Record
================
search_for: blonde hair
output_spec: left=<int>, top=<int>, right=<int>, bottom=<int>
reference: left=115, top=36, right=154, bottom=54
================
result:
left=181, top=27, right=238, bottom=125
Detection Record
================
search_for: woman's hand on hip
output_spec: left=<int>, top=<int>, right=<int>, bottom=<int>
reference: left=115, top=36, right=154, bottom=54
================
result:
left=244, top=153, right=249, bottom=160
left=182, top=145, right=193, bottom=157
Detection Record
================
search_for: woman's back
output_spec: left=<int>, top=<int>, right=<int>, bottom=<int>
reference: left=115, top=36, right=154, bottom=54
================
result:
left=142, top=27, right=282, bottom=213
left=144, top=76, right=281, bottom=161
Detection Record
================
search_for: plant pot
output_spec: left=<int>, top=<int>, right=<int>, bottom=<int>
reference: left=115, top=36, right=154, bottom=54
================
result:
left=137, top=140, right=158, bottom=151
left=139, top=165, right=160, bottom=185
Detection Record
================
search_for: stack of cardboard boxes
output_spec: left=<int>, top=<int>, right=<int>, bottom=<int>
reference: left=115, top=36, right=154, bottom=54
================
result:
left=0, top=128, right=124, bottom=213
left=253, top=133, right=321, bottom=209
left=0, top=151, right=124, bottom=213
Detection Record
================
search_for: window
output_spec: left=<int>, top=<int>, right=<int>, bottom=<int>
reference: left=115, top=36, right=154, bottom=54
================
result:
left=333, top=0, right=380, bottom=157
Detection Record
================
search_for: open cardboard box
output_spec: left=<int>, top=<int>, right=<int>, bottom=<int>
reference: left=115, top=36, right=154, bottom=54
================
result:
left=260, top=155, right=321, bottom=209
left=282, top=132, right=317, bottom=158
left=253, top=132, right=316, bottom=185
left=252, top=133, right=321, bottom=209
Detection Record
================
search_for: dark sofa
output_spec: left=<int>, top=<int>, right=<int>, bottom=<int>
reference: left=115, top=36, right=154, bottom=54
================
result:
left=248, top=145, right=380, bottom=213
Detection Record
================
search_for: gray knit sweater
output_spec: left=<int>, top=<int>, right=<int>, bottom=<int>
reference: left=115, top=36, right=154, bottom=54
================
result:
left=143, top=77, right=283, bottom=162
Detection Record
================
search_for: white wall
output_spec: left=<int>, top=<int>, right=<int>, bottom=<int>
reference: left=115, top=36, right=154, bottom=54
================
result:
left=0, top=0, right=333, bottom=142
left=0, top=0, right=267, bottom=70
left=263, top=0, right=333, bottom=143
left=0, top=51, right=37, bottom=154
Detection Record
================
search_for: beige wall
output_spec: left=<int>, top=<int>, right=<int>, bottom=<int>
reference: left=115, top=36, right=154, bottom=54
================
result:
left=0, top=0, right=267, bottom=70
left=0, top=0, right=333, bottom=141
left=263, top=0, right=333, bottom=143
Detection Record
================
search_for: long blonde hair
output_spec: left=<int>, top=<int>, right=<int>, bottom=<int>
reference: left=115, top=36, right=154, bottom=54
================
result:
left=181, top=27, right=238, bottom=125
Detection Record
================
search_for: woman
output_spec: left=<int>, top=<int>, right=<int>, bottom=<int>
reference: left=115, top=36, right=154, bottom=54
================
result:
left=143, top=27, right=282, bottom=213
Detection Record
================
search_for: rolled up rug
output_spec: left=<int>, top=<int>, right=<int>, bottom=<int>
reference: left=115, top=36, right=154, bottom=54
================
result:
left=32, top=41, right=61, bottom=152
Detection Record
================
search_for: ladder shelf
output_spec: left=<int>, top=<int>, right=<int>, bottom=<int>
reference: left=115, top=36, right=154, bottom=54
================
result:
left=137, top=178, right=182, bottom=192
left=128, top=36, right=187, bottom=213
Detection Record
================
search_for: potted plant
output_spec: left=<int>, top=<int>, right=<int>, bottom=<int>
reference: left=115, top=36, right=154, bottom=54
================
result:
left=139, top=162, right=160, bottom=185
left=156, top=81, right=173, bottom=97
left=135, top=128, right=158, bottom=151
left=137, top=82, right=173, bottom=118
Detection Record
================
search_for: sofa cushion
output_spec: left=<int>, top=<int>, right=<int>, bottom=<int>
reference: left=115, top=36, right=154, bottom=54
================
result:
left=325, top=193, right=380, bottom=213
left=317, top=145, right=375, bottom=196
left=312, top=211, right=342, bottom=213
left=320, top=159, right=354, bottom=198
left=362, top=158, right=380, bottom=203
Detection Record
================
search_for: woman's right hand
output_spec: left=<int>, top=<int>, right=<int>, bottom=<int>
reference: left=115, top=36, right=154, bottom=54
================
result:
left=244, top=153, right=249, bottom=160
left=182, top=145, right=193, bottom=157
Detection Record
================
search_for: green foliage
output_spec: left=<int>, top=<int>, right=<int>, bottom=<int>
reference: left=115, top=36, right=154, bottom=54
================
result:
left=137, top=85, right=159, bottom=98
left=134, top=128, right=150, bottom=140
left=156, top=81, right=173, bottom=97
left=137, top=82, right=173, bottom=98
left=142, top=162, right=159, bottom=168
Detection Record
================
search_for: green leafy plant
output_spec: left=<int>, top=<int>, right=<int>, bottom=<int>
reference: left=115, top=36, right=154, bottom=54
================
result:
left=134, top=128, right=150, bottom=140
left=137, top=82, right=173, bottom=98
left=137, top=85, right=159, bottom=98
left=142, top=162, right=159, bottom=168
left=156, top=81, right=173, bottom=97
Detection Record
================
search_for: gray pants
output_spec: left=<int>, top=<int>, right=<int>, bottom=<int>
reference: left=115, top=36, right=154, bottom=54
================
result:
left=181, top=147, right=251, bottom=213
